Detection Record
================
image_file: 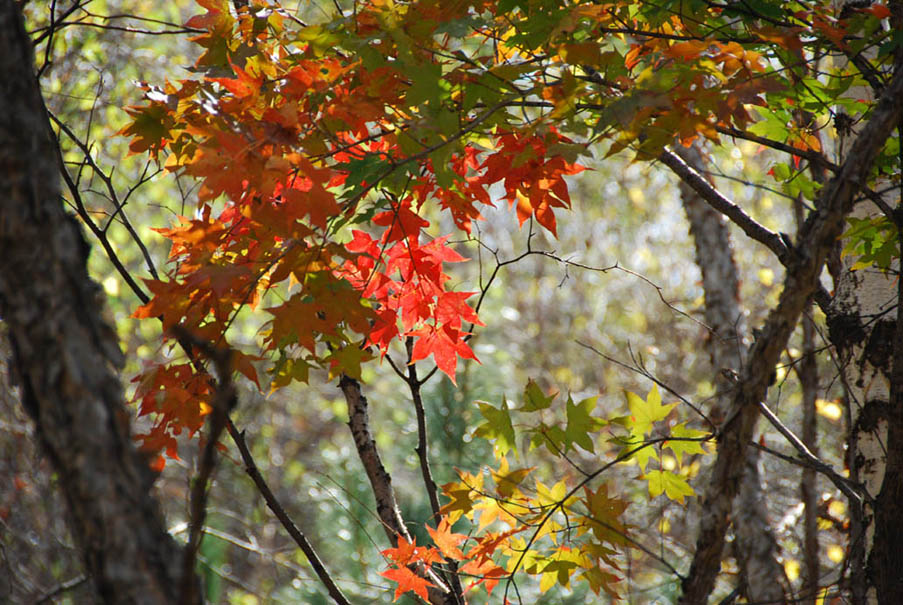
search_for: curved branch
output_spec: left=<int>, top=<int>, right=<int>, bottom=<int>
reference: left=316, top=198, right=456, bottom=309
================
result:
left=659, top=147, right=833, bottom=312
left=659, top=148, right=791, bottom=262
left=404, top=340, right=466, bottom=604
left=171, top=327, right=237, bottom=605
left=49, top=111, right=160, bottom=282
left=714, top=124, right=840, bottom=172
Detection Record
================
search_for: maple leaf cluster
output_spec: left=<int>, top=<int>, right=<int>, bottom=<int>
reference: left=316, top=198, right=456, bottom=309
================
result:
left=114, top=0, right=892, bottom=599
left=122, top=0, right=588, bottom=460
left=380, top=519, right=509, bottom=601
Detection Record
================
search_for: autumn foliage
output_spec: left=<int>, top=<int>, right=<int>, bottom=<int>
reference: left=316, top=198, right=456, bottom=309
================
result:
left=117, top=0, right=899, bottom=600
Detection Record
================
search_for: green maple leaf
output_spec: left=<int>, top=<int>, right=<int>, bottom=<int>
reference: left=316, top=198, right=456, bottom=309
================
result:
left=664, top=422, right=710, bottom=465
left=325, top=344, right=370, bottom=380
left=268, top=356, right=310, bottom=390
left=521, top=378, right=557, bottom=411
left=565, top=394, right=604, bottom=453
left=645, top=470, right=695, bottom=503
left=473, top=398, right=517, bottom=457
left=541, top=558, right=580, bottom=590
left=529, top=423, right=566, bottom=453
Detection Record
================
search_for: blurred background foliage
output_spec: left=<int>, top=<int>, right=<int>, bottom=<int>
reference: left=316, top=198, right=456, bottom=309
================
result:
left=1, top=1, right=847, bottom=603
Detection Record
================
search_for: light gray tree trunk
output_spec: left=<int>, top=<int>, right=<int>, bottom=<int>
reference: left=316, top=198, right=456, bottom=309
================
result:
left=677, top=143, right=790, bottom=603
left=0, top=2, right=189, bottom=602
left=828, top=202, right=903, bottom=603
left=825, top=11, right=903, bottom=594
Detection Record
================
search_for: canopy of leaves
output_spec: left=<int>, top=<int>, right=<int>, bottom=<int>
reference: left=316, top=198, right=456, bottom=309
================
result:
left=104, top=0, right=901, bottom=601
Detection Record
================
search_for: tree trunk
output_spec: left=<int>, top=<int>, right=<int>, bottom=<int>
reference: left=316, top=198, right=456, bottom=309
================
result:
left=0, top=2, right=189, bottom=602
left=677, top=142, right=790, bottom=603
left=828, top=197, right=900, bottom=603
left=679, top=52, right=903, bottom=604
left=825, top=22, right=903, bottom=597
left=794, top=196, right=820, bottom=605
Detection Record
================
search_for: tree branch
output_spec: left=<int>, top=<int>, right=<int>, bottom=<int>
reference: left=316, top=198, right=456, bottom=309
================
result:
left=659, top=147, right=833, bottom=312
left=757, top=401, right=863, bottom=504
left=222, top=415, right=352, bottom=604
left=659, top=148, right=791, bottom=262
left=170, top=327, right=237, bottom=605
left=404, top=340, right=466, bottom=605
left=48, top=110, right=160, bottom=282
left=714, top=124, right=840, bottom=173
left=338, top=375, right=453, bottom=604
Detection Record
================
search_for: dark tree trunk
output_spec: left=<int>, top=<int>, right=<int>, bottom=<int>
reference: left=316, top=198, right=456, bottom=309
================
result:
left=0, top=2, right=189, bottom=602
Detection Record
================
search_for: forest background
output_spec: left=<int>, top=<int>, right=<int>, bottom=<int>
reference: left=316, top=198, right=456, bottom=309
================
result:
left=1, top=0, right=901, bottom=604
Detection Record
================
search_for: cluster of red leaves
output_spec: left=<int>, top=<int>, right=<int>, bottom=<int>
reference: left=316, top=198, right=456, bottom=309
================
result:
left=380, top=518, right=511, bottom=601
left=483, top=130, right=584, bottom=237
left=338, top=199, right=482, bottom=380
left=122, top=0, right=590, bottom=460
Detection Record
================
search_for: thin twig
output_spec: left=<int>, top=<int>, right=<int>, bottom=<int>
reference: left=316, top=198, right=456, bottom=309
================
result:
left=171, top=326, right=237, bottom=605
left=405, top=339, right=466, bottom=605
left=35, top=575, right=89, bottom=604
left=49, top=111, right=160, bottom=281
left=405, top=339, right=443, bottom=521
left=576, top=340, right=717, bottom=432
left=757, top=400, right=866, bottom=505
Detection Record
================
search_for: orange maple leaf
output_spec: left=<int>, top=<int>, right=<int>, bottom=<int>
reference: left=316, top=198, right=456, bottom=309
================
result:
left=381, top=566, right=434, bottom=602
left=427, top=518, right=467, bottom=561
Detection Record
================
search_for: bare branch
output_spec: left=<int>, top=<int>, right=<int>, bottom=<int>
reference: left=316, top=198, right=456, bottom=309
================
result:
left=49, top=111, right=160, bottom=282
left=404, top=340, right=466, bottom=604
left=222, top=417, right=352, bottom=605
left=659, top=148, right=791, bottom=262
left=757, top=401, right=864, bottom=504
left=659, top=147, right=833, bottom=312
left=169, top=327, right=237, bottom=605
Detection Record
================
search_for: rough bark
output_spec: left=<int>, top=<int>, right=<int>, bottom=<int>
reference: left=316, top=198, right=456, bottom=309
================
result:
left=0, top=2, right=188, bottom=602
left=826, top=9, right=903, bottom=594
left=794, top=199, right=820, bottom=605
left=870, top=255, right=903, bottom=603
left=829, top=195, right=902, bottom=604
left=339, top=375, right=454, bottom=604
left=339, top=376, right=412, bottom=543
left=679, top=52, right=903, bottom=604
left=677, top=142, right=790, bottom=603
left=799, top=309, right=821, bottom=604
left=858, top=7, right=903, bottom=601
left=733, top=448, right=790, bottom=602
